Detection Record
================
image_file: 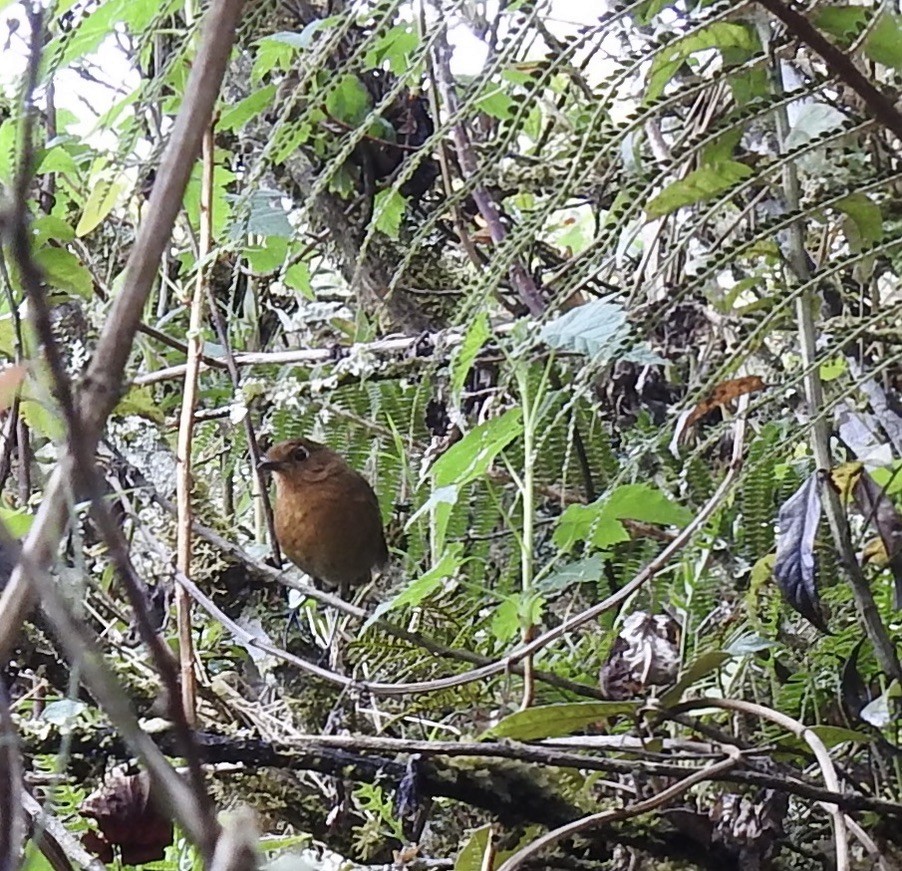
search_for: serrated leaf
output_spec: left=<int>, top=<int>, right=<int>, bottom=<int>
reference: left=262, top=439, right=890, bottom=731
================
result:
left=373, top=188, right=406, bottom=239
left=554, top=483, right=691, bottom=552
left=326, top=74, right=371, bottom=126
left=537, top=555, right=605, bottom=593
left=364, top=544, right=462, bottom=629
left=481, top=701, right=639, bottom=740
left=646, top=23, right=757, bottom=101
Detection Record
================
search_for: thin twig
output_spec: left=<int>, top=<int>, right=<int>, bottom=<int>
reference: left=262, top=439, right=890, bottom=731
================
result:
left=175, top=126, right=216, bottom=727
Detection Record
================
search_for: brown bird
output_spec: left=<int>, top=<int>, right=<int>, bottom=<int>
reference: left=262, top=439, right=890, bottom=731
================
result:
left=258, top=438, right=389, bottom=598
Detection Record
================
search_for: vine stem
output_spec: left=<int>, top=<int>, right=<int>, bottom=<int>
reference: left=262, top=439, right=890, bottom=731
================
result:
left=175, top=125, right=215, bottom=726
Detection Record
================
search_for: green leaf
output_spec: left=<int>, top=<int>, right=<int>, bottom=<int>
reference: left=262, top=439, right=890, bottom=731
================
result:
left=815, top=6, right=868, bottom=44
left=372, top=188, right=406, bottom=239
left=233, top=190, right=292, bottom=238
left=220, top=85, right=277, bottom=132
left=554, top=483, right=691, bottom=552
left=115, top=386, right=165, bottom=423
left=455, top=825, right=525, bottom=871
left=476, top=86, right=515, bottom=120
left=836, top=193, right=883, bottom=248
left=365, top=544, right=463, bottom=628
left=808, top=725, right=871, bottom=747
left=645, top=23, right=757, bottom=101
left=284, top=262, right=313, bottom=298
left=538, top=555, right=605, bottom=593
left=33, top=248, right=93, bottom=298
left=32, top=215, right=76, bottom=245
left=481, top=701, right=640, bottom=740
left=76, top=176, right=125, bottom=236
left=364, top=24, right=420, bottom=74
left=430, top=408, right=523, bottom=488
left=244, top=237, right=289, bottom=274
left=36, top=144, right=80, bottom=176
left=0, top=119, right=15, bottom=184
left=325, top=74, right=371, bottom=126
left=646, top=161, right=753, bottom=218
left=865, top=13, right=902, bottom=70
left=0, top=506, right=34, bottom=538
left=450, top=313, right=491, bottom=400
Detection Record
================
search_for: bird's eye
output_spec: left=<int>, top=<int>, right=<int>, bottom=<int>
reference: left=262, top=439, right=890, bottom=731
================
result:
left=292, top=445, right=309, bottom=462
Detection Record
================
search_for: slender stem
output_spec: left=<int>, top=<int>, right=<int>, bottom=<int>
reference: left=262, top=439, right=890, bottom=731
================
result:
left=175, top=126, right=215, bottom=726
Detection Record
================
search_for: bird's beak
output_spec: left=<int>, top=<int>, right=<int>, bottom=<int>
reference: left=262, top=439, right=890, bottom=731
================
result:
left=257, top=458, right=282, bottom=473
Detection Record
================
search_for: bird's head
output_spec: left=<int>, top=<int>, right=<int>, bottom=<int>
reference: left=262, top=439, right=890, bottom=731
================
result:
left=258, top=438, right=343, bottom=485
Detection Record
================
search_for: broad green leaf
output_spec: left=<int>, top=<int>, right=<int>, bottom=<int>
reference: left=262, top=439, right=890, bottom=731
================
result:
left=373, top=188, right=406, bottom=239
left=476, top=86, right=515, bottom=121
left=21, top=398, right=65, bottom=440
left=220, top=85, right=277, bottom=132
left=230, top=190, right=291, bottom=238
left=36, top=145, right=80, bottom=176
left=808, top=725, right=871, bottom=747
left=32, top=215, right=76, bottom=245
left=0, top=506, right=31, bottom=539
left=76, top=176, right=125, bottom=236
left=115, top=386, right=165, bottom=423
left=326, top=74, right=371, bottom=126
left=490, top=597, right=521, bottom=642
left=554, top=483, right=691, bottom=551
left=646, top=161, right=753, bottom=218
left=726, top=634, right=776, bottom=655
left=865, top=13, right=902, bottom=70
left=33, top=248, right=93, bottom=298
left=646, top=23, right=757, bottom=101
left=481, top=701, right=640, bottom=740
left=365, top=24, right=419, bottom=73
left=431, top=408, right=523, bottom=488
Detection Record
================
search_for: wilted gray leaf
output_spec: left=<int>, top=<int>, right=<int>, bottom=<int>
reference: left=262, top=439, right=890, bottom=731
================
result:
left=774, top=473, right=828, bottom=631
